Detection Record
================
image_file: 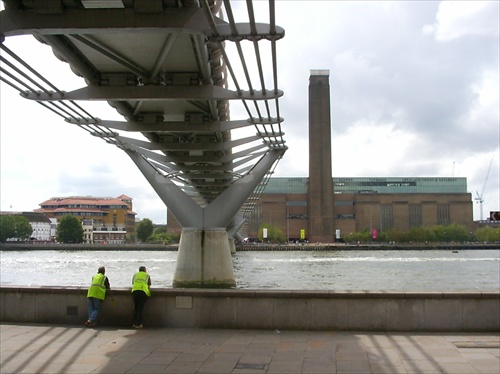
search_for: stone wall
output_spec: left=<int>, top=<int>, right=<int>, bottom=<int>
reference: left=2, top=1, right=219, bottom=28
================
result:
left=1, top=286, right=498, bottom=332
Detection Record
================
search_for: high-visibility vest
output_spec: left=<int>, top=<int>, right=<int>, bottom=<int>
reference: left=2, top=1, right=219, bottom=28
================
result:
left=132, top=271, right=151, bottom=297
left=87, top=273, right=107, bottom=300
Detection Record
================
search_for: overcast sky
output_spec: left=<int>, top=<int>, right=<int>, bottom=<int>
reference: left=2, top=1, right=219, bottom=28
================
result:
left=1, top=1, right=499, bottom=224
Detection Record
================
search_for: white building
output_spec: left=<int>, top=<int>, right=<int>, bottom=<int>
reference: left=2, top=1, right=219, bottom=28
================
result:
left=20, top=212, right=52, bottom=241
left=82, top=219, right=94, bottom=244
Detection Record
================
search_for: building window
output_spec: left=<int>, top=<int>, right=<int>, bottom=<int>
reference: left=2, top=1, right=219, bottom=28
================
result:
left=380, top=205, right=393, bottom=231
left=335, top=214, right=355, bottom=219
left=288, top=214, right=308, bottom=219
left=409, top=204, right=422, bottom=228
left=334, top=201, right=354, bottom=206
left=438, top=204, right=450, bottom=225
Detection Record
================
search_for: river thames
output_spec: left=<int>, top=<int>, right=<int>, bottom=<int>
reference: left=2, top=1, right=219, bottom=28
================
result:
left=1, top=249, right=499, bottom=291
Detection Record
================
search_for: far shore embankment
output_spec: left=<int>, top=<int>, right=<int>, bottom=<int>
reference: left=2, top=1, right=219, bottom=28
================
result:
left=1, top=242, right=499, bottom=251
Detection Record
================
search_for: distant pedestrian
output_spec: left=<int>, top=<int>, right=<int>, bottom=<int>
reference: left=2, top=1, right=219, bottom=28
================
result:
left=131, top=266, right=151, bottom=329
left=86, top=266, right=110, bottom=328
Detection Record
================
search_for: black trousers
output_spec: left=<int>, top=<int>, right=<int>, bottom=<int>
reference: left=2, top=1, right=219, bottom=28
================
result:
left=132, top=290, right=148, bottom=325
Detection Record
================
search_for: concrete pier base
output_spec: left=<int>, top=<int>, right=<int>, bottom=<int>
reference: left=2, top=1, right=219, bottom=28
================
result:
left=173, top=228, right=236, bottom=288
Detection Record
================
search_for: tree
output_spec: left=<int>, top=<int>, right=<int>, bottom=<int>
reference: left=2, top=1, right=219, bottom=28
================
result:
left=0, top=215, right=32, bottom=241
left=0, top=215, right=16, bottom=242
left=136, top=218, right=154, bottom=242
left=258, top=223, right=286, bottom=243
left=475, top=226, right=500, bottom=242
left=14, top=216, right=32, bottom=240
left=154, top=226, right=167, bottom=235
left=56, top=215, right=84, bottom=243
left=344, top=229, right=371, bottom=243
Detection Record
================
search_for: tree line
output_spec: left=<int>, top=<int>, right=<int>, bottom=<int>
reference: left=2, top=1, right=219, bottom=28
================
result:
left=343, top=224, right=500, bottom=244
left=252, top=222, right=499, bottom=244
left=135, top=218, right=180, bottom=244
left=2, top=214, right=498, bottom=244
left=0, top=215, right=180, bottom=244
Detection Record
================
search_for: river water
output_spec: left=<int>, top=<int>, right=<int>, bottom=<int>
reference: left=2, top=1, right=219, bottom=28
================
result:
left=1, top=249, right=499, bottom=291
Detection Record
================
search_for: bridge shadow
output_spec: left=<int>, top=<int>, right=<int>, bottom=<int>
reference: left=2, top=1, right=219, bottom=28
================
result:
left=2, top=322, right=494, bottom=373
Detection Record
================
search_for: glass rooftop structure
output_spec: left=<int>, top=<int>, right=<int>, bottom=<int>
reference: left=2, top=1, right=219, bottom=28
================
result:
left=262, top=177, right=468, bottom=194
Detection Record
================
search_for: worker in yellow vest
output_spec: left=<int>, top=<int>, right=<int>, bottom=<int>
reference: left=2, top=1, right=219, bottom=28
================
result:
left=86, top=266, right=110, bottom=328
left=131, top=265, right=151, bottom=329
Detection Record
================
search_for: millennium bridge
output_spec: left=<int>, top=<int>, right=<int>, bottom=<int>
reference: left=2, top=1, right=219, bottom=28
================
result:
left=0, top=0, right=286, bottom=287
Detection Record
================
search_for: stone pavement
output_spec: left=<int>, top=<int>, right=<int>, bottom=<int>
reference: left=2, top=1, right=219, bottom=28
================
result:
left=0, top=323, right=498, bottom=373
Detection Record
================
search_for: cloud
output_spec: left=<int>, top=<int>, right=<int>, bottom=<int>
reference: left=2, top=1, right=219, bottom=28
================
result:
left=423, top=1, right=500, bottom=41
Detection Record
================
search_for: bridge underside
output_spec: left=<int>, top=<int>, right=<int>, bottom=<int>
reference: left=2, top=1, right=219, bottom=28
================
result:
left=0, top=0, right=286, bottom=287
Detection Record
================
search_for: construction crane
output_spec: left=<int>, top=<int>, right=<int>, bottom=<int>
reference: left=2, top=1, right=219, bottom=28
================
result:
left=475, top=157, right=494, bottom=220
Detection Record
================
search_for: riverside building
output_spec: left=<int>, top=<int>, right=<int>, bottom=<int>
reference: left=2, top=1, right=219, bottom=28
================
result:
left=244, top=176, right=472, bottom=242
left=36, top=195, right=137, bottom=243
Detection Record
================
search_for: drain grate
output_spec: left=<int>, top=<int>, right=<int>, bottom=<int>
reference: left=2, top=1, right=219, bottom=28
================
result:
left=235, top=363, right=266, bottom=370
left=453, top=341, right=500, bottom=349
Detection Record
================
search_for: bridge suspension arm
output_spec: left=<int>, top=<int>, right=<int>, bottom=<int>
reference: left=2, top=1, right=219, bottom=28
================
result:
left=0, top=42, right=119, bottom=144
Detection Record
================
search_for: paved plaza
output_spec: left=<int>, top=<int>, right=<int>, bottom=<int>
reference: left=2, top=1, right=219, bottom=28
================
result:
left=1, top=323, right=499, bottom=373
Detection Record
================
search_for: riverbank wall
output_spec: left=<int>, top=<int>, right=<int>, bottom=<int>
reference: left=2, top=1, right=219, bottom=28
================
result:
left=1, top=286, right=498, bottom=332
left=1, top=243, right=499, bottom=251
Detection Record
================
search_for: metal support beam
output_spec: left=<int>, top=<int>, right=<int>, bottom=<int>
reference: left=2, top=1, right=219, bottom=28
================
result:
left=114, top=134, right=261, bottom=152
left=22, top=85, right=284, bottom=101
left=67, top=119, right=255, bottom=133
left=125, top=149, right=203, bottom=228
